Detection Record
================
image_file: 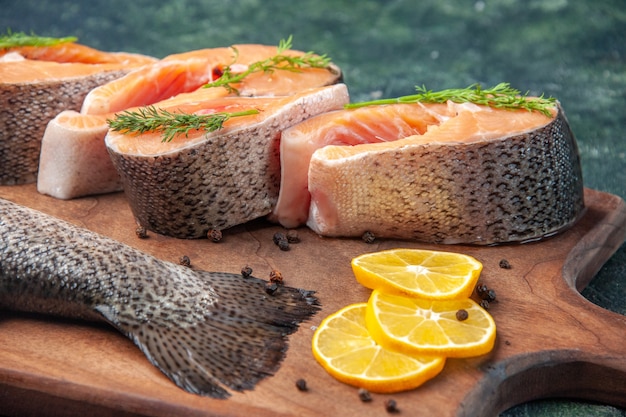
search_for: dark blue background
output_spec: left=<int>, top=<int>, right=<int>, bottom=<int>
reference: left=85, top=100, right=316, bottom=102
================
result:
left=2, top=1, right=624, bottom=415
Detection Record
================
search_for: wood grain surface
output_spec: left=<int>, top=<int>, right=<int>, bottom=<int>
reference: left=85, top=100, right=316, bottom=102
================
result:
left=1, top=184, right=625, bottom=417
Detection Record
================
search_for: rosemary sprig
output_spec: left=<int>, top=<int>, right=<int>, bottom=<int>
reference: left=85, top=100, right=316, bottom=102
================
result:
left=0, top=29, right=77, bottom=49
left=107, top=106, right=260, bottom=142
left=345, top=83, right=557, bottom=117
left=204, top=35, right=332, bottom=94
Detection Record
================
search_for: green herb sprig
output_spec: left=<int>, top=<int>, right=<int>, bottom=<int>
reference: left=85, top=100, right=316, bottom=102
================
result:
left=345, top=83, right=557, bottom=117
left=107, top=106, right=260, bottom=142
left=0, top=29, right=77, bottom=49
left=204, top=35, right=333, bottom=94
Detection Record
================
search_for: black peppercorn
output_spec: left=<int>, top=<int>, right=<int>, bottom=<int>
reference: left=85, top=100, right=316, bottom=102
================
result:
left=295, top=378, right=308, bottom=391
left=135, top=226, right=148, bottom=239
left=385, top=399, right=399, bottom=413
left=179, top=255, right=191, bottom=267
left=265, top=282, right=279, bottom=295
left=358, top=388, right=372, bottom=402
left=286, top=229, right=300, bottom=243
left=273, top=232, right=290, bottom=251
left=208, top=228, right=222, bottom=242
left=362, top=231, right=376, bottom=244
left=499, top=259, right=512, bottom=269
left=241, top=265, right=253, bottom=278
left=476, top=283, right=488, bottom=298
left=273, top=232, right=285, bottom=243
left=476, top=283, right=496, bottom=302
left=456, top=309, right=469, bottom=321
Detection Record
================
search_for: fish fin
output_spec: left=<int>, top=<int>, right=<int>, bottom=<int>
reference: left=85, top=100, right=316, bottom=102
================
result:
left=98, top=272, right=320, bottom=398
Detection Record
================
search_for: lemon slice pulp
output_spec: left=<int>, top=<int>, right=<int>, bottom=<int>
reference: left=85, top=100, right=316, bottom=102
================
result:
left=366, top=290, right=496, bottom=358
left=311, top=303, right=446, bottom=393
left=351, top=248, right=483, bottom=300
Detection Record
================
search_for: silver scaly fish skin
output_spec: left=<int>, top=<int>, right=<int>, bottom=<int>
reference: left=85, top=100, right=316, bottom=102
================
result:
left=0, top=70, right=130, bottom=185
left=106, top=84, right=350, bottom=239
left=0, top=198, right=319, bottom=398
left=307, top=105, right=585, bottom=244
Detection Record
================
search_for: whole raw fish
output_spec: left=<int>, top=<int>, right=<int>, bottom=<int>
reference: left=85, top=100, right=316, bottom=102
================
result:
left=0, top=198, right=319, bottom=398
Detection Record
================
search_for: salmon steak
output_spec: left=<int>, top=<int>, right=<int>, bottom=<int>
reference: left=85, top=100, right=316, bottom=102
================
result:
left=106, top=83, right=350, bottom=238
left=0, top=41, right=156, bottom=185
left=272, top=103, right=442, bottom=228
left=81, top=43, right=342, bottom=116
left=275, top=100, right=584, bottom=245
left=37, top=43, right=342, bottom=199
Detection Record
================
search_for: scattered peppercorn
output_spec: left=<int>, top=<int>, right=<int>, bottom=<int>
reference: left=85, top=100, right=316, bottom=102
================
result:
left=273, top=232, right=286, bottom=244
left=455, top=309, right=469, bottom=321
left=499, top=259, right=512, bottom=269
left=362, top=231, right=376, bottom=244
left=295, top=378, right=308, bottom=391
left=135, top=226, right=148, bottom=239
left=269, top=269, right=284, bottom=285
left=273, top=232, right=290, bottom=251
left=179, top=255, right=191, bottom=267
left=385, top=399, right=399, bottom=413
left=208, top=228, right=222, bottom=242
left=358, top=388, right=372, bottom=402
left=476, top=283, right=488, bottom=298
left=265, top=282, right=279, bottom=295
left=476, top=283, right=496, bottom=302
left=480, top=299, right=490, bottom=310
left=505, top=340, right=511, bottom=346
left=286, top=229, right=300, bottom=243
left=241, top=265, right=253, bottom=278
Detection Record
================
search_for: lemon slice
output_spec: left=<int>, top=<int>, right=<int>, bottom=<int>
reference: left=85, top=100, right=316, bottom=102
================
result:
left=312, top=303, right=446, bottom=393
left=366, top=290, right=496, bottom=358
left=351, top=248, right=483, bottom=300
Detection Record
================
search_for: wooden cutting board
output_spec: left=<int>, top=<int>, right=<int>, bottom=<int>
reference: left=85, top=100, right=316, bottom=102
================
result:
left=1, top=184, right=625, bottom=417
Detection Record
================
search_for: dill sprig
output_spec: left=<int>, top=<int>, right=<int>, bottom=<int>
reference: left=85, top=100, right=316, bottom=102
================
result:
left=107, top=106, right=260, bottom=142
left=204, top=35, right=333, bottom=94
left=0, top=29, right=77, bottom=49
left=345, top=83, right=557, bottom=117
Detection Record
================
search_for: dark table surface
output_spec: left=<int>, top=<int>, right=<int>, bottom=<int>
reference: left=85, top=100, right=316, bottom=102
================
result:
left=1, top=1, right=624, bottom=416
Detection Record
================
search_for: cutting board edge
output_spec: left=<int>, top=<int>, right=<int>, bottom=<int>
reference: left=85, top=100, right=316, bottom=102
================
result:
left=564, top=190, right=626, bottom=291
left=456, top=189, right=626, bottom=417
left=1, top=186, right=626, bottom=417
left=457, top=349, right=626, bottom=417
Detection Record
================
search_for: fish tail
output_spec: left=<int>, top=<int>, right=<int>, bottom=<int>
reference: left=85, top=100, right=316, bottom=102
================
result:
left=102, top=271, right=320, bottom=399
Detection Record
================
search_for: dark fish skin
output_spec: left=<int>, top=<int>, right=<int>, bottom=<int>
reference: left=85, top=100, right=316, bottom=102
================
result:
left=307, top=105, right=585, bottom=244
left=0, top=69, right=129, bottom=185
left=106, top=84, right=349, bottom=239
left=0, top=198, right=319, bottom=398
